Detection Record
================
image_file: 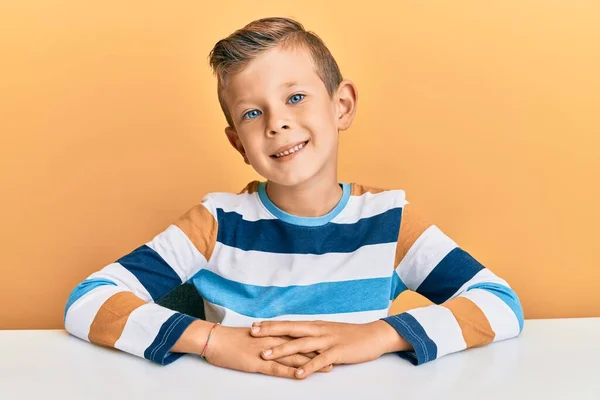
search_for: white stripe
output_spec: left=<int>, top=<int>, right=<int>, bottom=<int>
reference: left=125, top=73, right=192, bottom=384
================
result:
left=459, top=289, right=520, bottom=342
left=204, top=301, right=390, bottom=327
left=407, top=305, right=467, bottom=358
left=64, top=285, right=127, bottom=342
left=88, top=263, right=152, bottom=301
left=114, top=303, right=177, bottom=358
left=332, top=189, right=407, bottom=224
left=208, top=242, right=397, bottom=287
left=146, top=224, right=208, bottom=283
left=397, top=225, right=457, bottom=290
left=207, top=192, right=275, bottom=222
left=448, top=268, right=510, bottom=301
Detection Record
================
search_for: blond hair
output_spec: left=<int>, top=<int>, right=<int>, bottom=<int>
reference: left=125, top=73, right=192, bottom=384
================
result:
left=208, top=17, right=343, bottom=127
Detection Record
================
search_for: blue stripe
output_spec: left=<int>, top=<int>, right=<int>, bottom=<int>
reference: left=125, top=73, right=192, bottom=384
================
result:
left=144, top=313, right=197, bottom=365
left=467, top=282, right=525, bottom=332
left=64, top=278, right=116, bottom=320
left=390, top=272, right=408, bottom=300
left=192, top=270, right=392, bottom=318
left=116, top=245, right=182, bottom=301
left=216, top=207, right=402, bottom=254
left=416, top=248, right=485, bottom=304
left=381, top=312, right=438, bottom=365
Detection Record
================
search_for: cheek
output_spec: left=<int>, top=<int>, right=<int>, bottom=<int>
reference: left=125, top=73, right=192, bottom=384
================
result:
left=241, top=140, right=270, bottom=167
left=312, top=119, right=339, bottom=148
left=239, top=135, right=259, bottom=154
left=244, top=146, right=263, bottom=164
left=308, top=107, right=337, bottom=134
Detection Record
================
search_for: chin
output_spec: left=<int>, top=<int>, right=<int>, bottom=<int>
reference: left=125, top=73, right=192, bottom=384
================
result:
left=252, top=155, right=325, bottom=187
left=266, top=176, right=306, bottom=188
left=265, top=170, right=317, bottom=188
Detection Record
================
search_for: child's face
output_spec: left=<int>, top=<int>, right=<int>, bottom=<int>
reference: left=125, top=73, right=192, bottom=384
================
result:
left=222, top=45, right=356, bottom=187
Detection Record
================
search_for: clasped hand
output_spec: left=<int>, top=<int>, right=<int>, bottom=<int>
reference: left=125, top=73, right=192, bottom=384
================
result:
left=204, top=320, right=402, bottom=380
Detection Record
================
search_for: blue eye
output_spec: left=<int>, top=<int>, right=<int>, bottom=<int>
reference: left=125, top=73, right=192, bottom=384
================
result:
left=288, top=94, right=305, bottom=104
left=243, top=109, right=262, bottom=120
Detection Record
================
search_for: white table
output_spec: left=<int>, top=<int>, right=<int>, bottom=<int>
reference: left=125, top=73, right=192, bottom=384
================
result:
left=1, top=318, right=598, bottom=399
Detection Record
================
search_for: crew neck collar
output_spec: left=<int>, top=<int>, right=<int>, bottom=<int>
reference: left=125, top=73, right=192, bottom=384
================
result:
left=257, top=181, right=351, bottom=227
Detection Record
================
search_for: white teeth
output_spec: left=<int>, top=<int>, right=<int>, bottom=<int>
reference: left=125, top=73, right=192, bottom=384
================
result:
left=274, top=141, right=307, bottom=158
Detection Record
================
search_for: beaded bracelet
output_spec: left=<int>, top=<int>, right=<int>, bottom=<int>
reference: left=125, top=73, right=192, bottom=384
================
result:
left=200, top=322, right=220, bottom=360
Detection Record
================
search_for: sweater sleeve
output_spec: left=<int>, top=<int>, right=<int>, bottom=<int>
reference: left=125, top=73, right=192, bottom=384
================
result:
left=381, top=201, right=524, bottom=365
left=64, top=197, right=218, bottom=365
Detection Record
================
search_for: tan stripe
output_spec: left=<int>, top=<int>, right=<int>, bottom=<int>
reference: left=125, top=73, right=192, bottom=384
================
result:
left=175, top=204, right=218, bottom=261
left=444, top=296, right=495, bottom=348
left=395, top=203, right=432, bottom=266
left=350, top=183, right=385, bottom=196
left=88, top=291, right=146, bottom=347
left=239, top=181, right=259, bottom=194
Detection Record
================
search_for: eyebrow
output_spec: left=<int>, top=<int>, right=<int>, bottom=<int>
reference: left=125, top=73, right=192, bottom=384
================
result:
left=280, top=81, right=300, bottom=88
left=233, top=82, right=302, bottom=109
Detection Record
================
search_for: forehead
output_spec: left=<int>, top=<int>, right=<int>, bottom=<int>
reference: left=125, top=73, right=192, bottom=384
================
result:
left=222, top=46, right=323, bottom=104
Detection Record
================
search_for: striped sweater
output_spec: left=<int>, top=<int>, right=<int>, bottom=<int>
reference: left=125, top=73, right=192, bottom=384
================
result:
left=64, top=181, right=524, bottom=366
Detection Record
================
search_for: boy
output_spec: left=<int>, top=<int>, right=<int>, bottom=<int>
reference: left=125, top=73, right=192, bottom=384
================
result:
left=64, top=17, right=524, bottom=380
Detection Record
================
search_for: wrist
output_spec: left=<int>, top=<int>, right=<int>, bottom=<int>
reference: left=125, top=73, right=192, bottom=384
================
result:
left=370, top=320, right=412, bottom=354
left=200, top=322, right=220, bottom=359
left=171, top=319, right=214, bottom=355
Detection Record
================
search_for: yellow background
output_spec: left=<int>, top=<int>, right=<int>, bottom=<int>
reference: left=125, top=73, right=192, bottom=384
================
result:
left=1, top=1, right=598, bottom=329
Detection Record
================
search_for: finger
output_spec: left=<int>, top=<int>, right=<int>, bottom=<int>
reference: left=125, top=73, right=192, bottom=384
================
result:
left=257, top=361, right=300, bottom=379
left=278, top=350, right=319, bottom=359
left=276, top=354, right=311, bottom=367
left=265, top=336, right=294, bottom=348
left=281, top=350, right=319, bottom=358
left=262, top=337, right=326, bottom=360
left=276, top=354, right=333, bottom=373
left=264, top=337, right=316, bottom=352
left=251, top=320, right=324, bottom=338
left=295, top=352, right=337, bottom=380
left=320, top=364, right=334, bottom=373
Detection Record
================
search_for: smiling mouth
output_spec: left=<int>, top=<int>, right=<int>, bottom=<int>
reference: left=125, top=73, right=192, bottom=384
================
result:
left=270, top=140, right=309, bottom=159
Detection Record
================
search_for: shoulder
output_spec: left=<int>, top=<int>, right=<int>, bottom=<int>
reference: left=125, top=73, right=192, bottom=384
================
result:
left=196, top=180, right=266, bottom=222
left=333, top=182, right=408, bottom=224
left=200, top=180, right=260, bottom=207
left=349, top=182, right=408, bottom=203
left=175, top=180, right=263, bottom=233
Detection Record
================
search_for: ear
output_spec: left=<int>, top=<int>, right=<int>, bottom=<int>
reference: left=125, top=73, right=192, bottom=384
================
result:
left=335, top=80, right=358, bottom=131
left=225, top=126, right=250, bottom=164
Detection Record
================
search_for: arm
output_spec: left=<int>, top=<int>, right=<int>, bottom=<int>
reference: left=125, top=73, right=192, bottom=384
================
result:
left=64, top=199, right=218, bottom=365
left=381, top=202, right=524, bottom=365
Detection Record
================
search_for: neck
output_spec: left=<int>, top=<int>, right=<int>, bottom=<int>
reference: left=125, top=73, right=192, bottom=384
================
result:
left=266, top=175, right=342, bottom=218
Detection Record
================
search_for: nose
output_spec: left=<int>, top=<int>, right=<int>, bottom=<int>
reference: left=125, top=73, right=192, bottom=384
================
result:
left=266, top=108, right=291, bottom=136
left=269, top=124, right=290, bottom=135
